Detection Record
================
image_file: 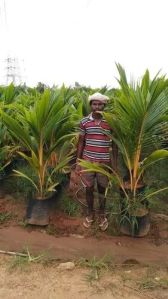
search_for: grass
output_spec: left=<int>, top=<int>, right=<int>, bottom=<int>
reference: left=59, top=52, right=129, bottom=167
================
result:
left=7, top=248, right=57, bottom=270
left=78, top=255, right=114, bottom=284
left=78, top=255, right=111, bottom=270
left=46, top=224, right=60, bottom=236
left=55, top=191, right=81, bottom=217
left=118, top=264, right=168, bottom=293
left=5, top=249, right=168, bottom=295
left=138, top=277, right=168, bottom=290
left=8, top=255, right=30, bottom=270
left=0, top=212, right=14, bottom=224
left=2, top=162, right=36, bottom=201
left=144, top=160, right=168, bottom=215
left=136, top=265, right=168, bottom=290
left=17, top=220, right=28, bottom=228
left=105, top=190, right=121, bottom=236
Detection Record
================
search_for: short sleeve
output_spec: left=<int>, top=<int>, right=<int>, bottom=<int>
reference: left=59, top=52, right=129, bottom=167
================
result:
left=79, top=121, right=85, bottom=136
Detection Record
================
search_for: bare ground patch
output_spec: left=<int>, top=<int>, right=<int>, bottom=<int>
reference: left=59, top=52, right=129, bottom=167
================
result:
left=0, top=255, right=168, bottom=299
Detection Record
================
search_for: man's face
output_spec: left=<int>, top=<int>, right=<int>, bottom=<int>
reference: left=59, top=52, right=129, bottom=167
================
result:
left=90, top=100, right=105, bottom=113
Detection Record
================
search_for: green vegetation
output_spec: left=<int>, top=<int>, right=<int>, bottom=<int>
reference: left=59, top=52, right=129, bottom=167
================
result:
left=137, top=267, right=168, bottom=290
left=8, top=248, right=52, bottom=270
left=55, top=191, right=81, bottom=217
left=0, top=212, right=14, bottom=224
left=2, top=89, right=76, bottom=199
left=0, top=66, right=168, bottom=229
left=78, top=255, right=113, bottom=284
left=79, top=65, right=168, bottom=233
left=2, top=163, right=37, bottom=200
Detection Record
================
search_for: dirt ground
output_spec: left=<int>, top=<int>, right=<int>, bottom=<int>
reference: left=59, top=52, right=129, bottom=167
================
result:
left=0, top=255, right=168, bottom=299
left=0, top=188, right=168, bottom=298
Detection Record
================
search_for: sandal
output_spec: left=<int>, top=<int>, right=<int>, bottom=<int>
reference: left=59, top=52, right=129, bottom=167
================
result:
left=99, top=217, right=108, bottom=231
left=83, top=216, right=94, bottom=228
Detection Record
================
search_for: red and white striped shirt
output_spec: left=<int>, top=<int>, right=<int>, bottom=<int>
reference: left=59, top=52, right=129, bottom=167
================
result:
left=80, top=113, right=112, bottom=162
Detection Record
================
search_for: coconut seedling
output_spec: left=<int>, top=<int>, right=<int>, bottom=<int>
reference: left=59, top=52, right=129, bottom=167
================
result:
left=1, top=89, right=77, bottom=225
left=80, top=64, right=168, bottom=236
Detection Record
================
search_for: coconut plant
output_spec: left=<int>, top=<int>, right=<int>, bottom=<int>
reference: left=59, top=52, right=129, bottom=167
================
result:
left=0, top=84, right=23, bottom=177
left=79, top=64, right=168, bottom=236
left=1, top=89, right=77, bottom=225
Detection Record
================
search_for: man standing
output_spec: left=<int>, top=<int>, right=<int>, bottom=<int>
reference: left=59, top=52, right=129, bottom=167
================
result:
left=76, top=92, right=117, bottom=231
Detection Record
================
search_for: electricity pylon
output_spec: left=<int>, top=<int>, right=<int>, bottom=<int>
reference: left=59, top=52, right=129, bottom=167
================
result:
left=0, top=0, right=25, bottom=85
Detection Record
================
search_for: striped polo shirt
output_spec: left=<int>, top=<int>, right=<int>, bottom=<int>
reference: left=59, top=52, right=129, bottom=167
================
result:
left=80, top=113, right=112, bottom=162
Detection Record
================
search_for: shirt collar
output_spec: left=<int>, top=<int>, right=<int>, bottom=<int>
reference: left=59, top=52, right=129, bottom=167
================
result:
left=88, top=113, right=94, bottom=120
left=88, top=113, right=104, bottom=121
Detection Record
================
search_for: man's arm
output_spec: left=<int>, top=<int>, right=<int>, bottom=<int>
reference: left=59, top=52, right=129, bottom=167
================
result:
left=111, top=140, right=118, bottom=172
left=76, top=134, right=85, bottom=160
left=75, top=134, right=85, bottom=173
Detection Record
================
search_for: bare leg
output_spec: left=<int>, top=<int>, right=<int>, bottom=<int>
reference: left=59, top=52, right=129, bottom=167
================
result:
left=83, top=186, right=95, bottom=228
left=86, top=186, right=94, bottom=217
left=97, top=184, right=106, bottom=216
left=97, top=183, right=108, bottom=231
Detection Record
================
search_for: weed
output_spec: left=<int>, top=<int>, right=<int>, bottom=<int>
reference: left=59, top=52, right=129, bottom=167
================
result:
left=78, top=255, right=114, bottom=284
left=144, top=160, right=168, bottom=214
left=159, top=278, right=168, bottom=289
left=2, top=163, right=36, bottom=201
left=8, top=248, right=49, bottom=270
left=56, top=192, right=81, bottom=217
left=137, top=266, right=168, bottom=291
left=78, top=255, right=111, bottom=270
left=8, top=255, right=29, bottom=271
left=85, top=269, right=100, bottom=285
left=0, top=212, right=14, bottom=224
left=86, top=256, right=109, bottom=270
left=105, top=187, right=121, bottom=236
left=17, top=220, right=28, bottom=228
left=46, top=224, right=59, bottom=236
left=138, top=277, right=168, bottom=290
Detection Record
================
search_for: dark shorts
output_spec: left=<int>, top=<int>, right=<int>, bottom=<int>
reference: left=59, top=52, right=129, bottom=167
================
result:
left=80, top=163, right=109, bottom=188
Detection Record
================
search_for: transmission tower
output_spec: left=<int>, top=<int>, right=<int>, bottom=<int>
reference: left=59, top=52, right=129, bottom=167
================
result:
left=5, top=57, right=23, bottom=85
left=0, top=0, right=25, bottom=85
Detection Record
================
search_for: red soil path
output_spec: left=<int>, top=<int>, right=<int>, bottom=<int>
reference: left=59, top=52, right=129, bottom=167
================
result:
left=0, top=226, right=167, bottom=265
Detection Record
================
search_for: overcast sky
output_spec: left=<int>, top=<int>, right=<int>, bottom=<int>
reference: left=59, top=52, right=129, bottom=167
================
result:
left=0, top=0, right=168, bottom=87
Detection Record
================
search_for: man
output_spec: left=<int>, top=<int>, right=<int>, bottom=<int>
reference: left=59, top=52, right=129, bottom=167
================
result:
left=76, top=92, right=118, bottom=231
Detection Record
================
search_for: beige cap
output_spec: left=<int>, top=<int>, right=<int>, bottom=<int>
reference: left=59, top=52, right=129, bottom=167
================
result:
left=88, top=92, right=109, bottom=103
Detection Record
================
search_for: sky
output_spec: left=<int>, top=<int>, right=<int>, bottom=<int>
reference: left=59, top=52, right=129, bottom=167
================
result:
left=0, top=0, right=168, bottom=88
